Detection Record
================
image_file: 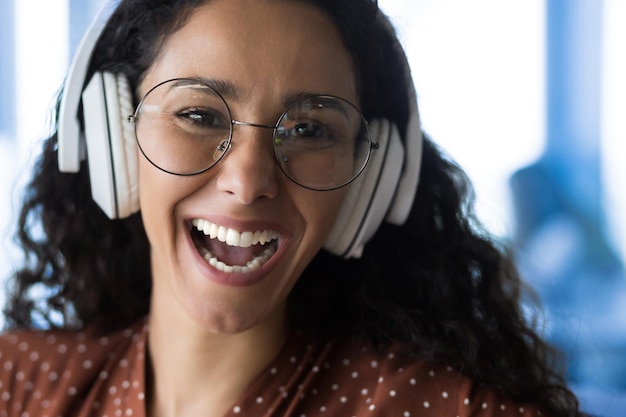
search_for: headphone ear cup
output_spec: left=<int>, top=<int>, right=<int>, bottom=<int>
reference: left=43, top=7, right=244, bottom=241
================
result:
left=81, top=71, right=139, bottom=219
left=324, top=119, right=404, bottom=258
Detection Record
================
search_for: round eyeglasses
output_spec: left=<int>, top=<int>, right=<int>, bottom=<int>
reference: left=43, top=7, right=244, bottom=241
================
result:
left=127, top=78, right=377, bottom=191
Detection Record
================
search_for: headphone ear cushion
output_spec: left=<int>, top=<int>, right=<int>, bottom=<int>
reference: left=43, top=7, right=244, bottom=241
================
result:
left=81, top=71, right=139, bottom=219
left=324, top=119, right=404, bottom=258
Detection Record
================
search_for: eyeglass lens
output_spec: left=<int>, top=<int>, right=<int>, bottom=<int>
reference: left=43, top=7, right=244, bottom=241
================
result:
left=132, top=78, right=372, bottom=190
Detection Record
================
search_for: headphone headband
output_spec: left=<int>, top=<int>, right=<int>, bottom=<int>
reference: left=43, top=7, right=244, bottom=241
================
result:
left=58, top=1, right=119, bottom=173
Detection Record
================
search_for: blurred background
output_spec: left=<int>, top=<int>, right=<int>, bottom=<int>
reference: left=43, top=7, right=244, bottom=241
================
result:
left=0, top=0, right=624, bottom=415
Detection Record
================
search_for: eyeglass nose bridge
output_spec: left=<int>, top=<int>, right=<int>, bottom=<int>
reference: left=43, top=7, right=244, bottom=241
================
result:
left=214, top=119, right=280, bottom=158
left=231, top=119, right=276, bottom=130
left=217, top=119, right=276, bottom=148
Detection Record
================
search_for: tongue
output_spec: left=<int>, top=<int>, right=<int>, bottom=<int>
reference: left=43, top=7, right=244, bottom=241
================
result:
left=206, top=237, right=268, bottom=266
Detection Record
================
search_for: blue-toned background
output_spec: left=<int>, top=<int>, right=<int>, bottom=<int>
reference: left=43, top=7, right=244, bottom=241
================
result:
left=1, top=1, right=624, bottom=416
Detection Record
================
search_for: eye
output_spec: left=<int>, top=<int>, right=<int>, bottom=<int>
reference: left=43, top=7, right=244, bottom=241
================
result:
left=176, top=107, right=228, bottom=129
left=291, top=119, right=331, bottom=139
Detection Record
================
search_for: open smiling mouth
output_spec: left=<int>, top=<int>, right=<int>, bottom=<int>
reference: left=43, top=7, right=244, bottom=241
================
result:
left=190, top=219, right=279, bottom=274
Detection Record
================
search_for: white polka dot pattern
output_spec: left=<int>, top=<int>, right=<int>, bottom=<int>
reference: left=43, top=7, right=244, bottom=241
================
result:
left=1, top=320, right=147, bottom=417
left=220, top=331, right=545, bottom=417
left=1, top=321, right=544, bottom=417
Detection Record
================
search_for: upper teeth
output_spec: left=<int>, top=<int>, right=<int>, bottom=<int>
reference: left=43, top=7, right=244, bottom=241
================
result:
left=192, top=219, right=279, bottom=247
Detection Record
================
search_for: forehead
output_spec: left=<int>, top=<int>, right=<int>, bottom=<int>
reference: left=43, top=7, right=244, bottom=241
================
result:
left=142, top=0, right=358, bottom=106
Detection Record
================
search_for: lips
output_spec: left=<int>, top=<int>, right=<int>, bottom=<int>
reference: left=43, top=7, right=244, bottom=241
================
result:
left=190, top=219, right=280, bottom=274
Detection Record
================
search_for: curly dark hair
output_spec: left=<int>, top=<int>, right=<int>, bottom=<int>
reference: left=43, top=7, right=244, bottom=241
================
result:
left=4, top=0, right=581, bottom=416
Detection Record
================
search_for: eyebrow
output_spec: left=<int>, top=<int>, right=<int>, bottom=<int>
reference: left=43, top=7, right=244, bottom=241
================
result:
left=170, top=78, right=242, bottom=100
left=284, top=90, right=317, bottom=109
left=189, top=78, right=343, bottom=105
left=170, top=78, right=353, bottom=114
left=301, top=95, right=350, bottom=112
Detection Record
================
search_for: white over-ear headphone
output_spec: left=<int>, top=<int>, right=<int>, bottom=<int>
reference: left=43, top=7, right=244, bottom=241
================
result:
left=57, top=1, right=423, bottom=259
left=323, top=15, right=423, bottom=258
left=58, top=0, right=139, bottom=219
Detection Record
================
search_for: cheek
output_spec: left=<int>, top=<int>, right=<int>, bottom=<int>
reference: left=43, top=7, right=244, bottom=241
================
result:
left=297, top=187, right=348, bottom=246
left=137, top=159, right=191, bottom=242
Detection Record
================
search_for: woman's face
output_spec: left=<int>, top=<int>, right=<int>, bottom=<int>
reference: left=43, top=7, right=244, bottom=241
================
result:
left=139, top=0, right=358, bottom=334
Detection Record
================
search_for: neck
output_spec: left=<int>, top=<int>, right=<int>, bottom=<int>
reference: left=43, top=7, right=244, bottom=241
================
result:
left=146, top=302, right=288, bottom=417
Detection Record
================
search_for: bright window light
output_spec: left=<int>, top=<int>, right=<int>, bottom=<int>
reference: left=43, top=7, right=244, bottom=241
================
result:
left=378, top=0, right=546, bottom=238
left=602, top=0, right=626, bottom=263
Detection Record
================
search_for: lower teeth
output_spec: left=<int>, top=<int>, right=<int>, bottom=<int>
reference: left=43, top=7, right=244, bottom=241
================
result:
left=200, top=245, right=276, bottom=274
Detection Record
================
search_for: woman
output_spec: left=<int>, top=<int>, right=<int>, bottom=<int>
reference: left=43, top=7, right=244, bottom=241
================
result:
left=1, top=0, right=581, bottom=416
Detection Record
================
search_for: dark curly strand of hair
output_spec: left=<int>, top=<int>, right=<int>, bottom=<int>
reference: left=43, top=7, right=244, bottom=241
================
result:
left=293, top=138, right=579, bottom=416
left=4, top=0, right=581, bottom=416
left=4, top=0, right=207, bottom=330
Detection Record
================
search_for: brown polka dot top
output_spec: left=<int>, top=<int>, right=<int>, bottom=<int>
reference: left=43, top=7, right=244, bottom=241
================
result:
left=1, top=320, right=546, bottom=417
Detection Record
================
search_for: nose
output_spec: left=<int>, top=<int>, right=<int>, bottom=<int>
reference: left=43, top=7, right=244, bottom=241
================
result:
left=214, top=123, right=279, bottom=205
